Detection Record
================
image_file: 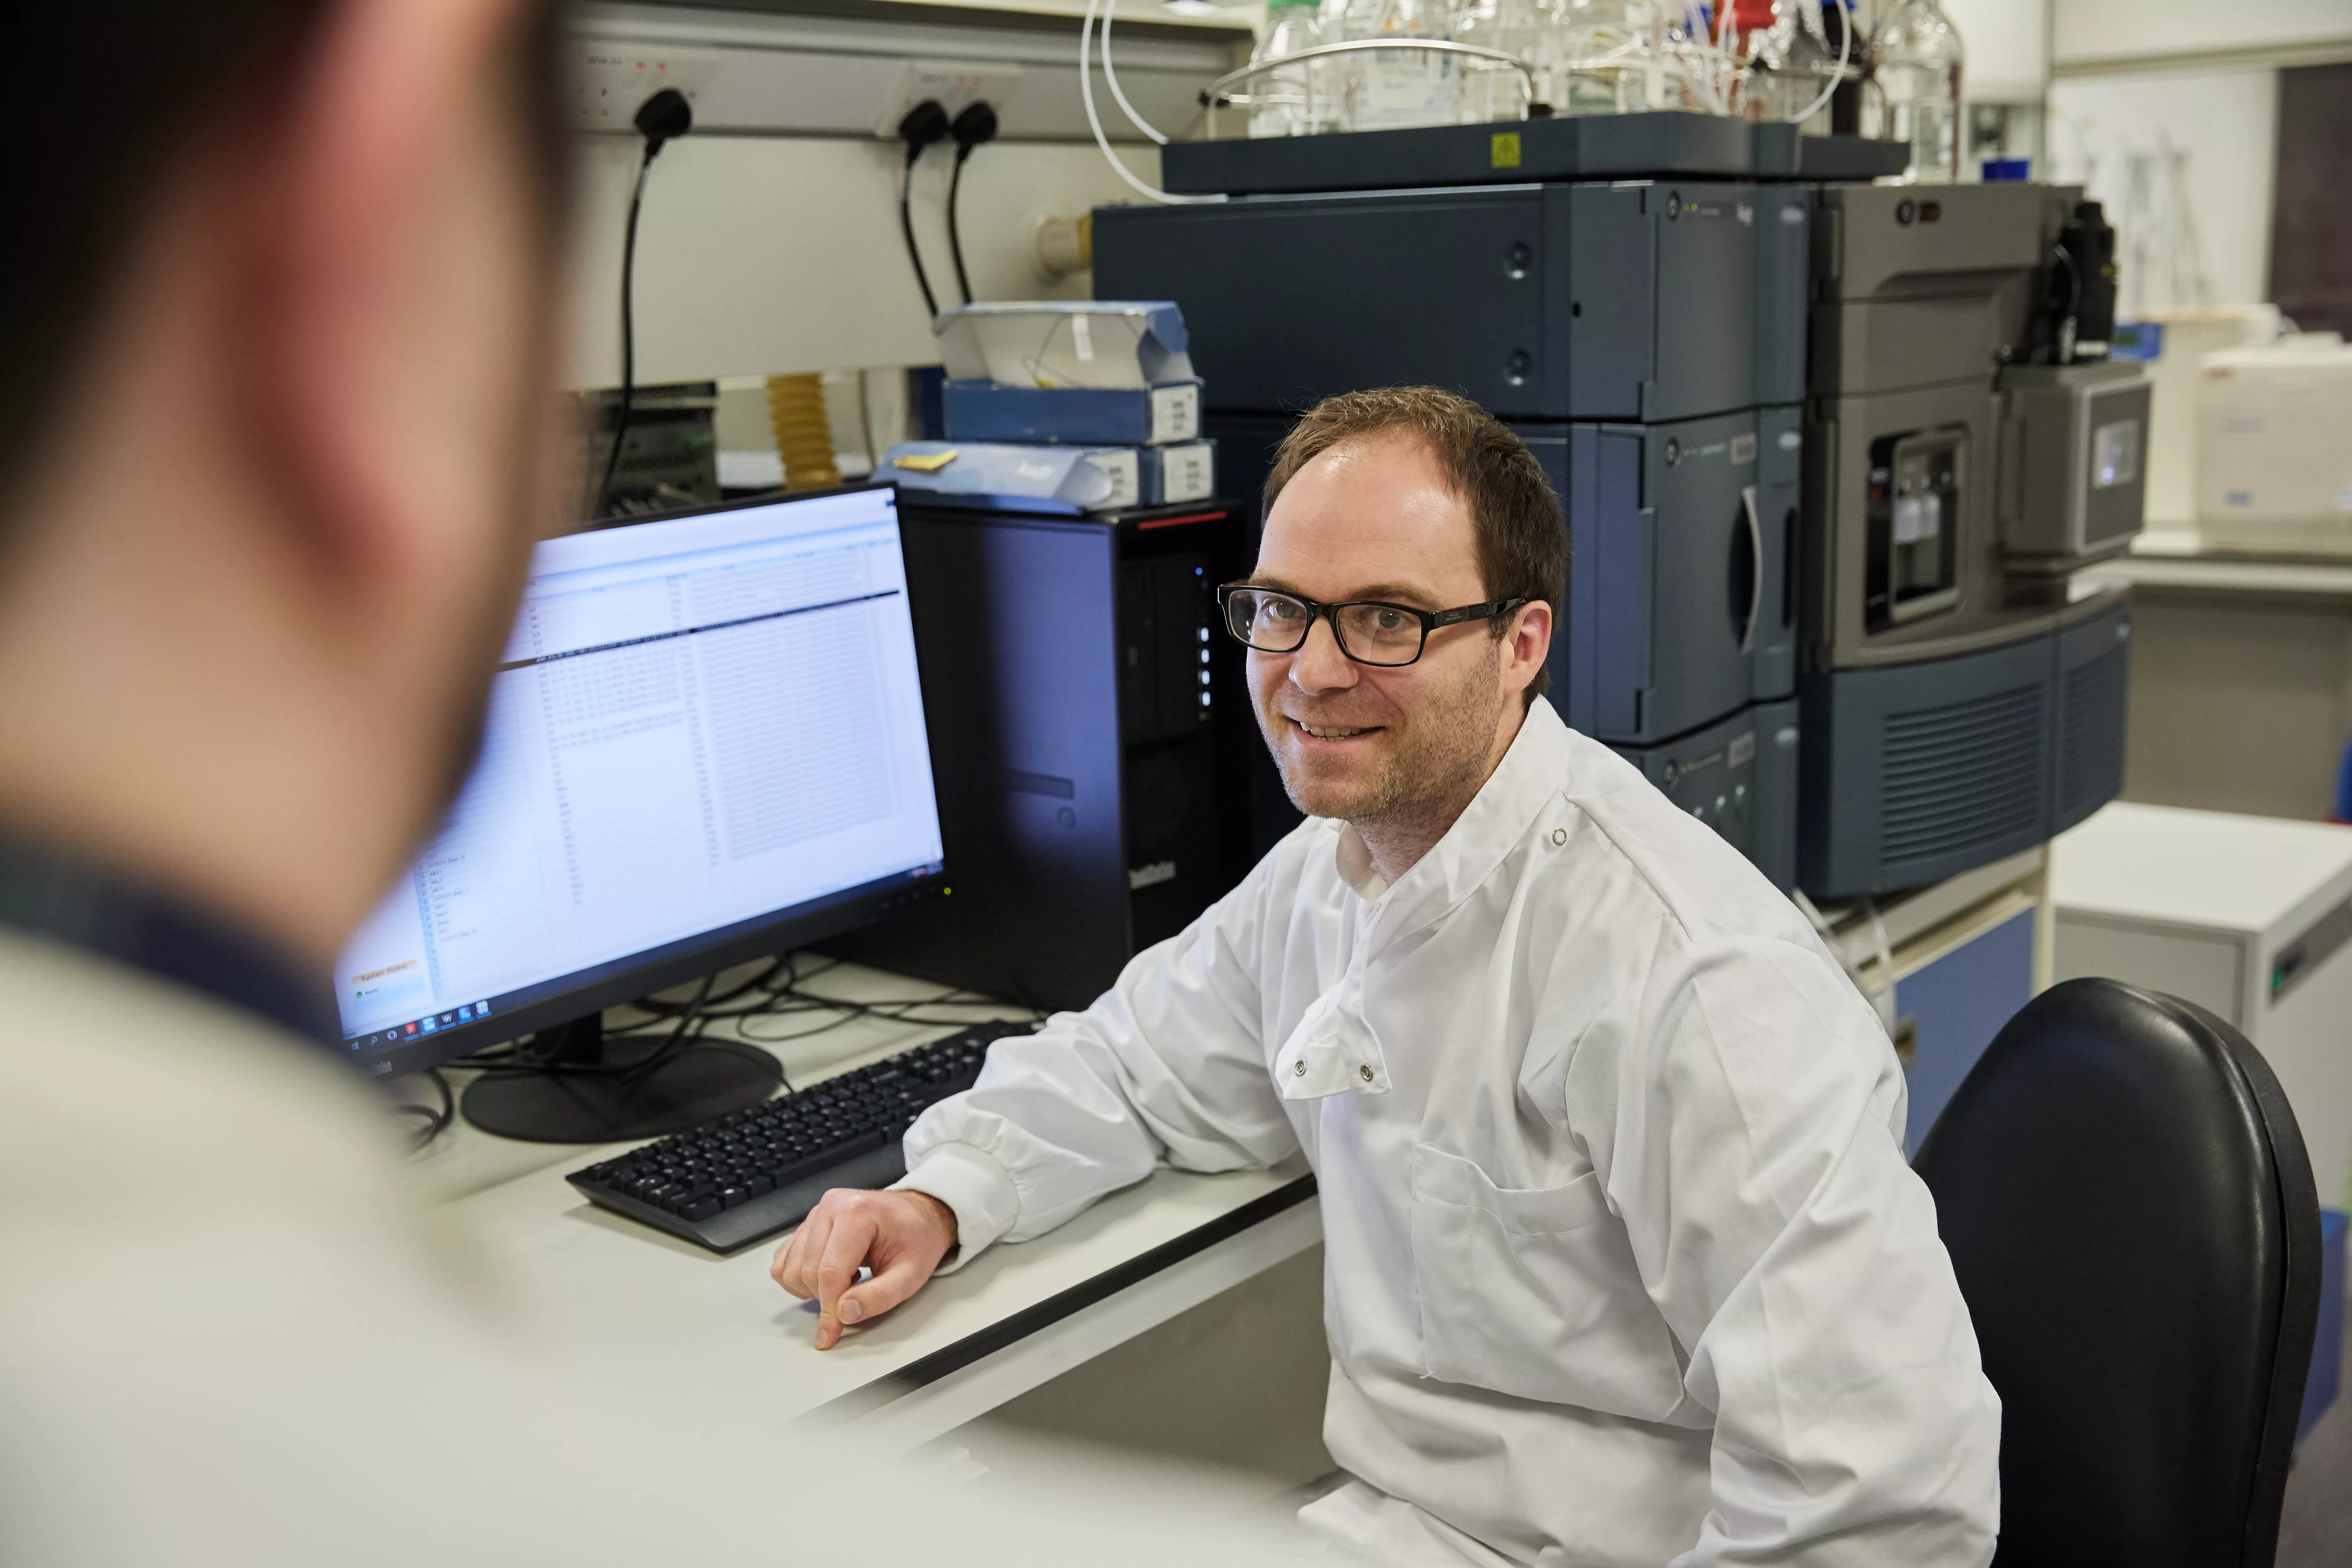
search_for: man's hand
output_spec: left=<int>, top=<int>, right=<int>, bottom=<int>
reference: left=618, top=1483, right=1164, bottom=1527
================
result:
left=770, top=1188, right=959, bottom=1350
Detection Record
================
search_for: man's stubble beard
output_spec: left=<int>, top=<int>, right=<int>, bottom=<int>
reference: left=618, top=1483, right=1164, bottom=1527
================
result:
left=1260, top=633, right=1508, bottom=841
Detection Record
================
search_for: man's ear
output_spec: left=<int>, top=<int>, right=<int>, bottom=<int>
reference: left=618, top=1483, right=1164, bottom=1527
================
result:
left=1505, top=599, right=1553, bottom=694
left=237, top=0, right=539, bottom=590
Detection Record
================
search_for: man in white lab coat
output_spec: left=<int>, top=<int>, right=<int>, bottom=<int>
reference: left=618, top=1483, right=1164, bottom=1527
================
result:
left=776, top=387, right=2003, bottom=1566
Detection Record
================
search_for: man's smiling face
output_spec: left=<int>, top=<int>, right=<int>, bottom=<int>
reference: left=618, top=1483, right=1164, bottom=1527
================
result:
left=1245, top=433, right=1529, bottom=827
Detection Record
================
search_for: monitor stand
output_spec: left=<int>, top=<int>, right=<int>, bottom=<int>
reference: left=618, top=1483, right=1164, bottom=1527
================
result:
left=460, top=1015, right=782, bottom=1144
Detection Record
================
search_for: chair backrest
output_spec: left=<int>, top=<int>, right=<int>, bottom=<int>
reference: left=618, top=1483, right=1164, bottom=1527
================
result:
left=1914, top=977, right=2322, bottom=1568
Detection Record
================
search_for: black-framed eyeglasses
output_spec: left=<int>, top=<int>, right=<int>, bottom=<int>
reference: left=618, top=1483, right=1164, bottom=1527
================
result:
left=1215, top=583, right=1528, bottom=668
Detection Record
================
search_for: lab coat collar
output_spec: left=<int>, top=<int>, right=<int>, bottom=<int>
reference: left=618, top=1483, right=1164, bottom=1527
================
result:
left=1361, top=696, right=1572, bottom=949
left=1333, top=823, right=1389, bottom=902
left=1274, top=699, right=1572, bottom=1103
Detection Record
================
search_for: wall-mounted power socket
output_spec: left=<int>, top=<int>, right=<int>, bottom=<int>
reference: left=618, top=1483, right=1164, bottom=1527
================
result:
left=571, top=44, right=722, bottom=132
left=870, top=60, right=1026, bottom=140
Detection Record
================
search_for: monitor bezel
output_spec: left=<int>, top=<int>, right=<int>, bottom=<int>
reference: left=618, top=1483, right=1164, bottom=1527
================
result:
left=345, top=478, right=951, bottom=1081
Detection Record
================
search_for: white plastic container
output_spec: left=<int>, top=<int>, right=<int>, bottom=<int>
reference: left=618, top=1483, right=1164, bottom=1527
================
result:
left=2196, top=335, right=2352, bottom=552
left=2119, top=304, right=2283, bottom=530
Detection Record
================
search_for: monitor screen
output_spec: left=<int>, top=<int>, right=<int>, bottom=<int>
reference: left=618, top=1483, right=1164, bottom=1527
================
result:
left=333, top=485, right=944, bottom=1077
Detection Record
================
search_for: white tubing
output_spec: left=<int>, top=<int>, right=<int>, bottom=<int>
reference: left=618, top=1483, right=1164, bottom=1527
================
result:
left=1081, top=0, right=1223, bottom=205
left=1788, top=0, right=1853, bottom=125
left=1100, top=0, right=1170, bottom=146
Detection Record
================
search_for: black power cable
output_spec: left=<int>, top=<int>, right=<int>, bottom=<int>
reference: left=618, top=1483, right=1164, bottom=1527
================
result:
left=945, top=101, right=999, bottom=306
left=895, top=100, right=951, bottom=320
left=389, top=1068, right=456, bottom=1152
left=591, top=88, right=694, bottom=521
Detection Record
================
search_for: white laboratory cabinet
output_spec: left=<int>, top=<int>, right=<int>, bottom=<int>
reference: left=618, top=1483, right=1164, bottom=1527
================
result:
left=2052, top=802, right=2352, bottom=1210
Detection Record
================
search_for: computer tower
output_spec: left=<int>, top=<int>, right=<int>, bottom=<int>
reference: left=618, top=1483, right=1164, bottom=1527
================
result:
left=828, top=500, right=1250, bottom=1012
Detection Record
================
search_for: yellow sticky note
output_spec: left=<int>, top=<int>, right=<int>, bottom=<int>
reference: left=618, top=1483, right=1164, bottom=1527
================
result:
left=893, top=449, right=959, bottom=472
left=1491, top=131, right=1522, bottom=170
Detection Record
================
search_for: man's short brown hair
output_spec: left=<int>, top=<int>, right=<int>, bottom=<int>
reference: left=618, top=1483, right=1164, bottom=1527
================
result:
left=1265, top=386, right=1566, bottom=705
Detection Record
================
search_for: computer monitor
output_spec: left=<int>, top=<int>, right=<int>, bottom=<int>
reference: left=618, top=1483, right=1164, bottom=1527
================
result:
left=331, top=483, right=947, bottom=1139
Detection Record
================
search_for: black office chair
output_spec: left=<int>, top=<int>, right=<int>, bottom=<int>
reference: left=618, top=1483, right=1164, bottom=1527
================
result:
left=1914, top=977, right=2323, bottom=1568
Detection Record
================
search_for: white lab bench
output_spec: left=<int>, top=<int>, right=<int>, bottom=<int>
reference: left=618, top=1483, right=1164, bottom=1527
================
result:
left=2082, top=535, right=2352, bottom=822
left=2052, top=802, right=2352, bottom=1210
left=400, top=960, right=1324, bottom=1460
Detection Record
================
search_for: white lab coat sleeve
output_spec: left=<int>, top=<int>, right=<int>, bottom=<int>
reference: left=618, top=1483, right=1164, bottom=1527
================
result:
left=1568, top=930, right=2002, bottom=1568
left=895, top=860, right=1298, bottom=1262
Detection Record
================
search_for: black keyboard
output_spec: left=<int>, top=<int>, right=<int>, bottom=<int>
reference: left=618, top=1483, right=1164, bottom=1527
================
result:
left=567, top=1021, right=1032, bottom=1253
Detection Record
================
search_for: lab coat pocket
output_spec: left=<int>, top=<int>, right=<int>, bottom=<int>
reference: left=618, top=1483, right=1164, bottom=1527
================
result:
left=1408, top=1143, right=1687, bottom=1419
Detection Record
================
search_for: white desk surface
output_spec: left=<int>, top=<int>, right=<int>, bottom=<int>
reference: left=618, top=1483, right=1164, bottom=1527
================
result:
left=2090, top=541, right=2352, bottom=598
left=2051, top=802, right=2352, bottom=938
left=397, top=958, right=1322, bottom=1452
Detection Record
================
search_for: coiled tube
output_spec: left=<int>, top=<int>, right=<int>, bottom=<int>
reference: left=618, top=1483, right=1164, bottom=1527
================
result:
left=766, top=373, right=841, bottom=493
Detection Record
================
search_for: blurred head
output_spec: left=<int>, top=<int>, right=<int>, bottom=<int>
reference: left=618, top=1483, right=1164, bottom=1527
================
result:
left=1248, top=388, right=1561, bottom=837
left=0, top=0, right=567, bottom=959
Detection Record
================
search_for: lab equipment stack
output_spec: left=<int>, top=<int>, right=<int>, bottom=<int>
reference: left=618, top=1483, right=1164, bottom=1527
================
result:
left=837, top=302, right=1250, bottom=1010
left=1092, top=111, right=2150, bottom=901
left=1097, top=115, right=1841, bottom=890
left=1798, top=182, right=2142, bottom=895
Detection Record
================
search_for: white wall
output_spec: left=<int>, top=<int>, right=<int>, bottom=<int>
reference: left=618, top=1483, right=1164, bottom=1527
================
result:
left=2053, top=0, right=2352, bottom=69
left=557, top=0, right=1238, bottom=389
left=2047, top=66, right=2280, bottom=311
left=1942, top=0, right=2050, bottom=100
left=564, top=133, right=1159, bottom=388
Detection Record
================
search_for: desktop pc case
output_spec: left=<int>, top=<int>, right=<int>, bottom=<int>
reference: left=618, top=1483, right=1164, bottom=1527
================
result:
left=827, top=499, right=1251, bottom=1012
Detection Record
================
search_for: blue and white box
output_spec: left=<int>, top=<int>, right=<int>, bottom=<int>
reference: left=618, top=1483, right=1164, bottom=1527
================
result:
left=884, top=438, right=1217, bottom=515
left=1146, top=439, right=1217, bottom=505
left=935, top=301, right=1204, bottom=448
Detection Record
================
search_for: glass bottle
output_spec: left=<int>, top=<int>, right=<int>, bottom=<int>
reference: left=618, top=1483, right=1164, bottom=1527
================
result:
left=1552, top=0, right=1638, bottom=115
left=1745, top=0, right=1845, bottom=131
left=1249, top=0, right=1333, bottom=137
left=1346, top=0, right=1464, bottom=132
left=1871, top=0, right=1965, bottom=183
left=1454, top=0, right=1549, bottom=122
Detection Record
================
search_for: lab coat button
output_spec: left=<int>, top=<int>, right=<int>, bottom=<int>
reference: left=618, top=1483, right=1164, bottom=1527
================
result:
left=1551, top=828, right=1567, bottom=845
left=1294, top=1060, right=1308, bottom=1076
left=1359, top=1064, right=1375, bottom=1082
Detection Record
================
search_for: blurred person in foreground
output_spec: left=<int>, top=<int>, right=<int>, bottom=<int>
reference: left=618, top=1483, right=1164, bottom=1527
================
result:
left=0, top=4, right=1297, bottom=1564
